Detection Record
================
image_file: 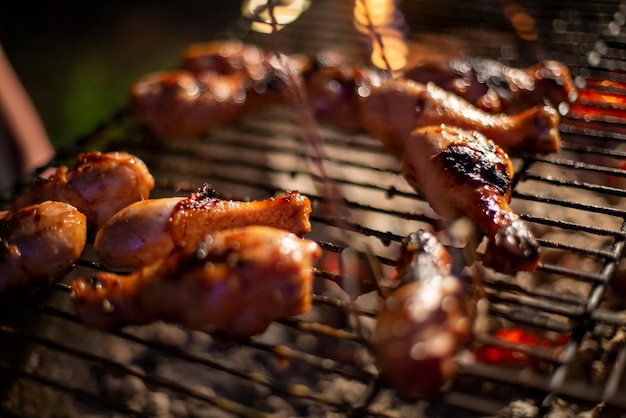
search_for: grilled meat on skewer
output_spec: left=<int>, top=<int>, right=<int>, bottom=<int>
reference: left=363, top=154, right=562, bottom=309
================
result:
left=372, top=229, right=472, bottom=397
left=1, top=201, right=87, bottom=293
left=403, top=58, right=577, bottom=114
left=401, top=125, right=540, bottom=273
left=72, top=226, right=321, bottom=337
left=12, top=151, right=154, bottom=230
left=94, top=185, right=313, bottom=269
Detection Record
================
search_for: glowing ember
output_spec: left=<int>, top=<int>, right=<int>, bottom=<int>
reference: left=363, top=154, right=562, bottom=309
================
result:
left=474, top=328, right=568, bottom=368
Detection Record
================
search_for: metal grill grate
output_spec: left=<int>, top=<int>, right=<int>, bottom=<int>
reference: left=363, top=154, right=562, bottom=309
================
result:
left=3, top=1, right=626, bottom=417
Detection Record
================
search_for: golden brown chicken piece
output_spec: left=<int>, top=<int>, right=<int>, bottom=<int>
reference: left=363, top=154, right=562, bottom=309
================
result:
left=12, top=151, right=154, bottom=230
left=357, top=78, right=561, bottom=156
left=403, top=58, right=577, bottom=114
left=71, top=226, right=321, bottom=337
left=302, top=52, right=386, bottom=132
left=1, top=201, right=87, bottom=293
left=132, top=40, right=311, bottom=139
left=180, top=40, right=275, bottom=79
left=401, top=125, right=540, bottom=274
left=372, top=229, right=472, bottom=397
left=94, top=185, right=313, bottom=269
left=131, top=70, right=283, bottom=139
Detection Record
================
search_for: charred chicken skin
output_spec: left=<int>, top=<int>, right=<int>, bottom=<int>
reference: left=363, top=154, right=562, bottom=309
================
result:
left=403, top=58, right=577, bottom=114
left=71, top=226, right=321, bottom=337
left=401, top=125, right=540, bottom=273
left=12, top=151, right=154, bottom=230
left=94, top=185, right=313, bottom=269
left=372, top=229, right=472, bottom=397
left=1, top=201, right=87, bottom=293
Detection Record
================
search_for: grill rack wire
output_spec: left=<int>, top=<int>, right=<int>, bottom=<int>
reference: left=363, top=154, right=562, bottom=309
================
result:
left=3, top=0, right=626, bottom=416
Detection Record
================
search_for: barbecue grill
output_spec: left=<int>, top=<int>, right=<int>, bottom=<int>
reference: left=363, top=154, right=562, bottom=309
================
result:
left=2, top=0, right=626, bottom=416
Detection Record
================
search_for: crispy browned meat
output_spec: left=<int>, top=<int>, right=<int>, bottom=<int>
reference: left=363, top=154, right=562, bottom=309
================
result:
left=131, top=70, right=282, bottom=138
left=303, top=56, right=385, bottom=132
left=1, top=201, right=87, bottom=293
left=12, top=151, right=154, bottom=229
left=358, top=78, right=561, bottom=156
left=401, top=125, right=540, bottom=273
left=404, top=58, right=577, bottom=114
left=180, top=40, right=276, bottom=79
left=71, top=226, right=321, bottom=337
left=131, top=41, right=565, bottom=156
left=132, top=41, right=311, bottom=138
left=372, top=229, right=472, bottom=397
left=94, top=185, right=313, bottom=269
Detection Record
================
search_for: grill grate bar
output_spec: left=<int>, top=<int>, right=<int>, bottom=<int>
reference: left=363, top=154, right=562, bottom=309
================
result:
left=488, top=305, right=572, bottom=334
left=560, top=123, right=626, bottom=144
left=536, top=239, right=616, bottom=261
left=536, top=263, right=606, bottom=284
left=486, top=291, right=584, bottom=320
left=515, top=192, right=626, bottom=219
left=483, top=278, right=587, bottom=306
left=0, top=325, right=272, bottom=418
left=522, top=214, right=625, bottom=240
left=0, top=363, right=149, bottom=418
left=527, top=156, right=626, bottom=180
left=6, top=295, right=391, bottom=416
left=518, top=175, right=626, bottom=200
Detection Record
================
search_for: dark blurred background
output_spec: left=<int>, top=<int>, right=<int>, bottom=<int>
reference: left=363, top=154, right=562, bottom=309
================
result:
left=0, top=1, right=241, bottom=149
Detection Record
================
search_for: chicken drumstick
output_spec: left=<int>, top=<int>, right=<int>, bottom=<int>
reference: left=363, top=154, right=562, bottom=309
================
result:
left=401, top=125, right=540, bottom=273
left=372, top=229, right=472, bottom=397
left=94, top=185, right=313, bottom=269
left=72, top=226, right=321, bottom=337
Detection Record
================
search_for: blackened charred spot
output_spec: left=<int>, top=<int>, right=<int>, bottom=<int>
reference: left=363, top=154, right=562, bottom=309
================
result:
left=175, top=184, right=219, bottom=212
left=436, top=144, right=511, bottom=196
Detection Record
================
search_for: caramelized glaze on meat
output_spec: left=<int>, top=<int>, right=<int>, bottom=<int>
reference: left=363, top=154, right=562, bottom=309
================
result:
left=358, top=78, right=561, bottom=156
left=401, top=125, right=540, bottom=273
left=404, top=58, right=577, bottom=114
left=372, top=229, right=472, bottom=397
left=12, top=151, right=154, bottom=229
left=131, top=70, right=282, bottom=138
left=132, top=41, right=310, bottom=138
left=180, top=40, right=276, bottom=79
left=94, top=185, right=313, bottom=269
left=1, top=201, right=87, bottom=292
left=72, top=226, right=321, bottom=337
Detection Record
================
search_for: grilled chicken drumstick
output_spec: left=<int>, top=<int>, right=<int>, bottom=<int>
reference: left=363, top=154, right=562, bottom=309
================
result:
left=372, top=229, right=472, bottom=397
left=12, top=151, right=154, bottom=230
left=357, top=78, right=561, bottom=156
left=403, top=58, right=577, bottom=114
left=401, top=125, right=540, bottom=273
left=132, top=41, right=308, bottom=138
left=94, top=185, right=313, bottom=269
left=131, top=70, right=284, bottom=138
left=1, top=201, right=87, bottom=293
left=131, top=41, right=563, bottom=156
left=72, top=226, right=321, bottom=337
